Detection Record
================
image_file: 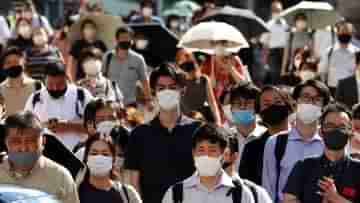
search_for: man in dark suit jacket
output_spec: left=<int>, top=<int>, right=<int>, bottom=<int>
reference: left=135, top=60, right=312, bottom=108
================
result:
left=336, top=51, right=360, bottom=109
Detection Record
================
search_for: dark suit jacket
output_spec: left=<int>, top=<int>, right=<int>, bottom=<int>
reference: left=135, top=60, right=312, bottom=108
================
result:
left=336, top=76, right=359, bottom=109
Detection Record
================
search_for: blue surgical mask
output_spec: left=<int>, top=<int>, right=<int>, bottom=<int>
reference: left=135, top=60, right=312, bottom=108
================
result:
left=7, top=151, right=41, bottom=167
left=232, top=110, right=255, bottom=125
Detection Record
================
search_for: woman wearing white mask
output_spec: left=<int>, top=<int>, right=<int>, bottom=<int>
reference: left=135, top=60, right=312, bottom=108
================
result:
left=7, top=18, right=33, bottom=51
left=77, top=133, right=141, bottom=203
left=77, top=49, right=123, bottom=102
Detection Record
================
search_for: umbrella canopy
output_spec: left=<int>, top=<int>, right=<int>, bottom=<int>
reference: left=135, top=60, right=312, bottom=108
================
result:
left=200, top=6, right=269, bottom=40
left=178, top=21, right=249, bottom=53
left=129, top=23, right=179, bottom=67
left=68, top=14, right=124, bottom=49
left=275, top=1, right=342, bottom=29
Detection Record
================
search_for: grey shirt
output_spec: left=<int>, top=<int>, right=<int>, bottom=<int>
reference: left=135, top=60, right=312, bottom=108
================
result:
left=162, top=171, right=255, bottom=203
left=103, top=50, right=147, bottom=105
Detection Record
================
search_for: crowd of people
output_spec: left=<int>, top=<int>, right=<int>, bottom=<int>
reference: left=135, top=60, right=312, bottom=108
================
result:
left=0, top=0, right=360, bottom=203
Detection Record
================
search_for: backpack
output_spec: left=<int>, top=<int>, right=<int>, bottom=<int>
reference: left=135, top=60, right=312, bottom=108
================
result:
left=32, top=87, right=86, bottom=118
left=274, top=132, right=289, bottom=203
left=172, top=179, right=258, bottom=203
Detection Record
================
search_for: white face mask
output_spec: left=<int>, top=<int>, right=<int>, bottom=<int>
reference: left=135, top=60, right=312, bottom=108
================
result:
left=18, top=25, right=31, bottom=38
left=157, top=89, right=180, bottom=111
left=142, top=7, right=153, bottom=17
left=299, top=70, right=316, bottom=81
left=87, top=155, right=113, bottom=176
left=83, top=60, right=102, bottom=76
left=96, top=120, right=119, bottom=136
left=194, top=155, right=222, bottom=177
left=33, top=35, right=47, bottom=46
left=296, top=103, right=322, bottom=124
left=136, top=39, right=149, bottom=50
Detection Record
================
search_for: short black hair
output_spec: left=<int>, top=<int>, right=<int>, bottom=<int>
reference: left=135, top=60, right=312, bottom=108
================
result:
left=255, top=85, right=295, bottom=113
left=320, top=102, right=352, bottom=126
left=140, top=0, right=155, bottom=8
left=4, top=111, right=42, bottom=138
left=115, top=26, right=134, bottom=39
left=1, top=47, right=24, bottom=66
left=149, top=63, right=180, bottom=91
left=230, top=82, right=260, bottom=103
left=292, top=79, right=331, bottom=106
left=45, top=62, right=66, bottom=76
left=356, top=51, right=360, bottom=65
left=83, top=98, right=114, bottom=128
left=191, top=124, right=228, bottom=151
left=81, top=19, right=97, bottom=32
left=294, top=12, right=307, bottom=21
left=352, top=103, right=360, bottom=120
left=228, top=136, right=239, bottom=154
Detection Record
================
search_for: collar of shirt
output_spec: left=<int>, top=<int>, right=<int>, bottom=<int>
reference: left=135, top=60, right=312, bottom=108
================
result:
left=151, top=114, right=193, bottom=134
left=184, top=170, right=234, bottom=190
left=333, top=43, right=359, bottom=52
left=5, top=156, right=46, bottom=179
left=288, top=127, right=322, bottom=142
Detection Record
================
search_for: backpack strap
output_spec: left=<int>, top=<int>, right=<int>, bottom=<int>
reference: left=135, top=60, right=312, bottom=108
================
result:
left=75, top=88, right=85, bottom=118
left=32, top=91, right=41, bottom=109
left=274, top=133, right=289, bottom=203
left=243, top=179, right=258, bottom=203
left=287, top=32, right=295, bottom=73
left=172, top=182, right=183, bottom=203
left=122, top=184, right=130, bottom=203
left=230, top=179, right=243, bottom=203
left=104, top=52, right=114, bottom=77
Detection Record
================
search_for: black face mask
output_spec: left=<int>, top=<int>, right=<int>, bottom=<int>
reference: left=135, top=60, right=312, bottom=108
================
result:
left=180, top=61, right=196, bottom=72
left=323, top=128, right=349, bottom=151
left=260, top=104, right=290, bottom=126
left=47, top=85, right=68, bottom=99
left=5, top=65, right=23, bottom=78
left=337, top=34, right=352, bottom=44
left=117, top=41, right=131, bottom=50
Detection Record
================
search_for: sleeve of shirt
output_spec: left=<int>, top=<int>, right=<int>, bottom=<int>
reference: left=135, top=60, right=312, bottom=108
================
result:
left=161, top=186, right=173, bottom=203
left=136, top=55, right=147, bottom=82
left=62, top=168, right=80, bottom=203
left=262, top=136, right=278, bottom=201
left=256, top=186, right=273, bottom=203
left=124, top=126, right=145, bottom=170
left=282, top=160, right=304, bottom=198
left=124, top=184, right=143, bottom=203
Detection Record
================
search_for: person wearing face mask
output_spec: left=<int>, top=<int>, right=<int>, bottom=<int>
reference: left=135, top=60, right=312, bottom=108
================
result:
left=177, top=49, right=221, bottom=126
left=283, top=103, right=360, bottom=203
left=225, top=82, right=266, bottom=170
left=25, top=27, right=64, bottom=81
left=7, top=18, right=34, bottom=52
left=69, top=19, right=107, bottom=81
left=239, top=86, right=293, bottom=186
left=319, top=21, right=359, bottom=96
left=281, top=13, right=314, bottom=78
left=336, top=51, right=360, bottom=109
left=0, top=111, right=80, bottom=203
left=130, top=0, right=164, bottom=25
left=162, top=124, right=256, bottom=203
left=124, top=63, right=201, bottom=203
left=350, top=103, right=360, bottom=159
left=103, top=26, right=152, bottom=110
left=0, top=47, right=42, bottom=115
left=77, top=133, right=141, bottom=203
left=262, top=80, right=331, bottom=203
left=78, top=49, right=123, bottom=102
left=223, top=137, right=273, bottom=203
left=24, top=62, right=93, bottom=151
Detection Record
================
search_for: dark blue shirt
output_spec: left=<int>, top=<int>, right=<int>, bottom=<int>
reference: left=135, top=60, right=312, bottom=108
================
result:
left=124, top=115, right=201, bottom=203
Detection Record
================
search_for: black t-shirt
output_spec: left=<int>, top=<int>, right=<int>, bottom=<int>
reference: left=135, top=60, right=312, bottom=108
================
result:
left=284, top=155, right=360, bottom=203
left=239, top=130, right=271, bottom=185
left=7, top=37, right=33, bottom=52
left=124, top=115, right=201, bottom=203
left=69, top=39, right=107, bottom=80
left=79, top=180, right=124, bottom=203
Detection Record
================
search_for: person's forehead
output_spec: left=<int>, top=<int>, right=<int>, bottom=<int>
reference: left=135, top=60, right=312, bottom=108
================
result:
left=96, top=107, right=114, bottom=116
left=156, top=76, right=177, bottom=86
left=261, top=89, right=282, bottom=102
left=90, top=140, right=111, bottom=151
left=7, top=128, right=41, bottom=137
left=232, top=96, right=255, bottom=103
left=196, top=140, right=220, bottom=148
left=117, top=32, right=131, bottom=40
left=300, top=86, right=320, bottom=97
left=324, top=112, right=350, bottom=125
left=47, top=75, right=66, bottom=81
